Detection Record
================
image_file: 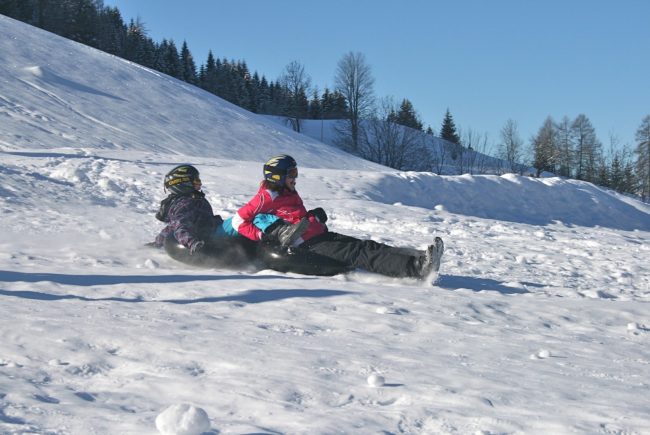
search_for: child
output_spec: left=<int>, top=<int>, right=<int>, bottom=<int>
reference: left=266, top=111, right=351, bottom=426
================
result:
left=231, top=155, right=444, bottom=278
left=153, top=164, right=308, bottom=254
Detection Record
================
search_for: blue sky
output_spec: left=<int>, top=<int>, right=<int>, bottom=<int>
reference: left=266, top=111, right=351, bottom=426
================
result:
left=104, top=0, right=649, bottom=154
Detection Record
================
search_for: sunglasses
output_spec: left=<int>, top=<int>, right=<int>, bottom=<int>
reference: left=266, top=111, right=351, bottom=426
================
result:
left=286, top=168, right=298, bottom=179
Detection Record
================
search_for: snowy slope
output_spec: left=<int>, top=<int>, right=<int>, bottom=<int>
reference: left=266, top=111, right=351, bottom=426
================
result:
left=0, top=15, right=383, bottom=171
left=1, top=15, right=650, bottom=435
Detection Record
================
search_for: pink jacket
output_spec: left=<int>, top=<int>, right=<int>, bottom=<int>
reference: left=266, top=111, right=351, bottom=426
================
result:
left=232, top=184, right=326, bottom=243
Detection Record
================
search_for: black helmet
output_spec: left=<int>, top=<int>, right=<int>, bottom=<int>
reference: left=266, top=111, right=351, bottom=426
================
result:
left=263, top=155, right=297, bottom=186
left=164, top=164, right=201, bottom=194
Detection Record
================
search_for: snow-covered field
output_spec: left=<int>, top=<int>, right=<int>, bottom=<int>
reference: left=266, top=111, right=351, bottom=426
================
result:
left=1, top=15, right=649, bottom=435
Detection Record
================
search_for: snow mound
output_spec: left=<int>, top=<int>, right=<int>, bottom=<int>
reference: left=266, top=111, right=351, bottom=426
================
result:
left=155, top=404, right=211, bottom=435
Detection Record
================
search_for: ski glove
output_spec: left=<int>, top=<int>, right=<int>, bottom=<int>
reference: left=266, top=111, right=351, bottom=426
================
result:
left=308, top=207, right=327, bottom=223
left=189, top=240, right=205, bottom=255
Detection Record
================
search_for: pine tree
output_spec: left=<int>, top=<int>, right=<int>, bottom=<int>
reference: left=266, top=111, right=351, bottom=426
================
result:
left=199, top=51, right=218, bottom=94
left=257, top=75, right=272, bottom=114
left=309, top=90, right=322, bottom=119
left=180, top=41, right=197, bottom=84
left=95, top=6, right=126, bottom=56
left=609, top=153, right=625, bottom=191
left=331, top=90, right=348, bottom=119
left=440, top=109, right=460, bottom=144
left=390, top=99, right=423, bottom=130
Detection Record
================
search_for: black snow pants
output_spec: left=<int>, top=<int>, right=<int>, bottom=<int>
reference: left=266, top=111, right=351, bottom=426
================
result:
left=300, top=231, right=423, bottom=278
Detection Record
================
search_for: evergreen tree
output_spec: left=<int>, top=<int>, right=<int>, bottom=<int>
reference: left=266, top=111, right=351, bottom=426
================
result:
left=94, top=6, right=126, bottom=56
left=180, top=41, right=197, bottom=84
left=66, top=0, right=99, bottom=46
left=165, top=40, right=182, bottom=79
left=389, top=99, right=423, bottom=130
left=308, top=89, right=322, bottom=119
left=320, top=88, right=333, bottom=118
left=257, top=75, right=272, bottom=114
left=124, top=18, right=155, bottom=68
left=609, top=153, right=625, bottom=191
left=321, top=88, right=347, bottom=119
left=246, top=72, right=262, bottom=113
left=234, top=60, right=252, bottom=109
left=199, top=51, right=218, bottom=94
left=153, top=39, right=181, bottom=79
left=440, top=109, right=460, bottom=144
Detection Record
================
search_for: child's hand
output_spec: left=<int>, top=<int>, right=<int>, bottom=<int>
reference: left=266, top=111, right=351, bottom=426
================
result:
left=308, top=207, right=328, bottom=223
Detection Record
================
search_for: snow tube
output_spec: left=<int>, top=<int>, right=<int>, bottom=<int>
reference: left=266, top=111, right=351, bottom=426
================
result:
left=164, top=236, right=258, bottom=269
left=164, top=236, right=351, bottom=276
left=257, top=243, right=352, bottom=277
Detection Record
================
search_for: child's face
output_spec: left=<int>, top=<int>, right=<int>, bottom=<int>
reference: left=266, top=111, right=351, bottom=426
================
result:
left=285, top=168, right=298, bottom=191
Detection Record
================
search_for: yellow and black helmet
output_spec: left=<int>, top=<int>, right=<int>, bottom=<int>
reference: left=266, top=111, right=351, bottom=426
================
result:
left=163, top=164, right=201, bottom=194
left=263, top=155, right=297, bottom=186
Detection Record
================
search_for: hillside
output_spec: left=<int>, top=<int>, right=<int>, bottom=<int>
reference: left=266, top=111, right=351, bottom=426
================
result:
left=1, top=14, right=649, bottom=435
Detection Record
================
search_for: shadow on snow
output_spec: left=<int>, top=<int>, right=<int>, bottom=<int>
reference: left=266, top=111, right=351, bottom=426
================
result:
left=0, top=288, right=351, bottom=304
left=0, top=270, right=297, bottom=286
left=437, top=274, right=540, bottom=294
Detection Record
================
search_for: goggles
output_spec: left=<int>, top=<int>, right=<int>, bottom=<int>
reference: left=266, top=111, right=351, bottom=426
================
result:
left=286, top=168, right=298, bottom=179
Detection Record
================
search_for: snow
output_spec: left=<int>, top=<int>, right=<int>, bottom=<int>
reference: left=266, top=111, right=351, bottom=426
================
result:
left=1, top=14, right=650, bottom=434
left=155, top=404, right=210, bottom=435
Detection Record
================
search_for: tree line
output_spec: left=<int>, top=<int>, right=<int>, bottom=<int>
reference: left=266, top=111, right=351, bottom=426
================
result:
left=2, top=0, right=649, bottom=200
left=499, top=115, right=650, bottom=200
left=0, top=0, right=348, bottom=120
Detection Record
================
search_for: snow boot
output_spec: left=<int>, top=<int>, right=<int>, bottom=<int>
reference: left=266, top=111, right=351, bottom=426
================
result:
left=417, top=236, right=444, bottom=279
left=430, top=236, right=444, bottom=273
left=264, top=217, right=309, bottom=247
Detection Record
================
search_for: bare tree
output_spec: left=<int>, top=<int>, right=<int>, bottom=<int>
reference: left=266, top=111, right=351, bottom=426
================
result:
left=334, top=52, right=375, bottom=152
left=279, top=60, right=311, bottom=133
left=555, top=116, right=574, bottom=177
left=531, top=116, right=557, bottom=177
left=461, top=129, right=492, bottom=175
left=359, top=97, right=430, bottom=170
left=571, top=114, right=601, bottom=182
left=498, top=119, right=524, bottom=174
left=635, top=115, right=650, bottom=200
left=430, top=136, right=451, bottom=175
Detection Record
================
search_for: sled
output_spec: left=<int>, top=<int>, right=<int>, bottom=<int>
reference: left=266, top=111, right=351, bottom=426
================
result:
left=164, top=236, right=351, bottom=276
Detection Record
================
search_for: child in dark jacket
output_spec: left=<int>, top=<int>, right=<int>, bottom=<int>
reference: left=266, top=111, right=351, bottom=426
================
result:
left=232, top=155, right=444, bottom=279
left=153, top=165, right=308, bottom=254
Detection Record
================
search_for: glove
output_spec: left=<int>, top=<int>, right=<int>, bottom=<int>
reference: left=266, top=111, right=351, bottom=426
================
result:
left=308, top=207, right=328, bottom=223
left=189, top=240, right=205, bottom=255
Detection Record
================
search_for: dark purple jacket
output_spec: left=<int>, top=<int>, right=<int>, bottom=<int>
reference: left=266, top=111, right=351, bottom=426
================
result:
left=154, top=192, right=222, bottom=249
